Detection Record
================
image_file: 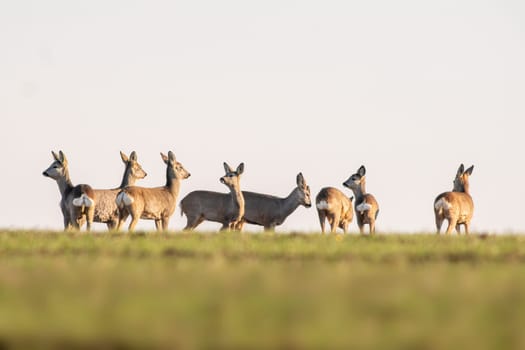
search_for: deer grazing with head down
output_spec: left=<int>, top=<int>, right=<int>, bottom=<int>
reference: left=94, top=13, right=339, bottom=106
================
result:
left=235, top=173, right=312, bottom=231
left=316, top=187, right=354, bottom=234
left=180, top=162, right=245, bottom=231
left=342, top=165, right=379, bottom=234
left=92, top=151, right=147, bottom=230
left=115, top=151, right=190, bottom=231
left=42, top=150, right=95, bottom=231
left=434, top=164, right=474, bottom=234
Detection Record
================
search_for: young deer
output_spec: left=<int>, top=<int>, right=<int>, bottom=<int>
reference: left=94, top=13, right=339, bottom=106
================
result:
left=316, top=187, right=354, bottom=234
left=434, top=164, right=474, bottom=234
left=342, top=165, right=379, bottom=234
left=180, top=162, right=245, bottom=231
left=42, top=150, right=95, bottom=231
left=235, top=173, right=312, bottom=231
left=92, top=151, right=147, bottom=230
left=115, top=151, right=190, bottom=231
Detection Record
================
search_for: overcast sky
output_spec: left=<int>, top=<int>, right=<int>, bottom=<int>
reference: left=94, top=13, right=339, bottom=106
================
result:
left=1, top=0, right=524, bottom=233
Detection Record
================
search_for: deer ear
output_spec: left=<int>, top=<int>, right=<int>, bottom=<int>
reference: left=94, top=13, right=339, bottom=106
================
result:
left=296, top=173, right=305, bottom=187
left=130, top=151, right=137, bottom=161
left=224, top=162, right=233, bottom=174
left=465, top=165, right=474, bottom=176
left=236, top=163, right=245, bottom=175
left=358, top=165, right=366, bottom=177
left=457, top=164, right=465, bottom=176
left=52, top=151, right=61, bottom=162
left=120, top=151, right=129, bottom=163
left=160, top=152, right=169, bottom=164
left=168, top=151, right=176, bottom=163
left=59, top=151, right=68, bottom=166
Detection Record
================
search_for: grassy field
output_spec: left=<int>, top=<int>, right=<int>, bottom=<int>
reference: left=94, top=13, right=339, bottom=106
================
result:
left=0, top=231, right=525, bottom=349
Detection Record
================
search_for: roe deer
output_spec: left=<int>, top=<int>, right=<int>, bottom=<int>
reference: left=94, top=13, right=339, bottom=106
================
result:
left=92, top=151, right=147, bottom=230
left=434, top=164, right=474, bottom=234
left=115, top=151, right=190, bottom=231
left=236, top=173, right=312, bottom=231
left=342, top=165, right=379, bottom=234
left=42, top=150, right=95, bottom=231
left=180, top=162, right=245, bottom=231
left=316, top=187, right=354, bottom=234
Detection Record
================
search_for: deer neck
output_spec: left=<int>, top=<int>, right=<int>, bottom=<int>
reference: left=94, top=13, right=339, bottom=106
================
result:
left=352, top=179, right=367, bottom=204
left=279, top=188, right=302, bottom=221
left=229, top=185, right=245, bottom=219
left=461, top=181, right=470, bottom=195
left=119, top=164, right=135, bottom=188
left=57, top=170, right=74, bottom=198
left=165, top=168, right=181, bottom=198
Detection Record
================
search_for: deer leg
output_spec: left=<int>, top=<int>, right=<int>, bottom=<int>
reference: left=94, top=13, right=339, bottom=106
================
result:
left=184, top=215, right=202, bottom=231
left=263, top=225, right=275, bottom=232
left=128, top=212, right=140, bottom=232
left=86, top=206, right=94, bottom=232
left=116, top=206, right=130, bottom=231
left=107, top=221, right=116, bottom=231
left=445, top=218, right=457, bottom=234
left=435, top=213, right=444, bottom=234
left=464, top=222, right=470, bottom=235
left=318, top=211, right=327, bottom=234
left=161, top=217, right=170, bottom=231
left=369, top=218, right=376, bottom=235
left=455, top=224, right=461, bottom=235
left=331, top=213, right=341, bottom=234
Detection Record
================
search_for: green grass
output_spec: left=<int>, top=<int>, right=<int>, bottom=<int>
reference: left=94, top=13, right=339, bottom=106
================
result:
left=0, top=231, right=525, bottom=349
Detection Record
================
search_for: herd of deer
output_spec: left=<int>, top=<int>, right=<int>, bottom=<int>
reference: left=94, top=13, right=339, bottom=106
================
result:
left=42, top=150, right=475, bottom=235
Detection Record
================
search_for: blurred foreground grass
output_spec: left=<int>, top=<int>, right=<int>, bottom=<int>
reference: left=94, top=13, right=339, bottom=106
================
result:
left=0, top=231, right=525, bottom=349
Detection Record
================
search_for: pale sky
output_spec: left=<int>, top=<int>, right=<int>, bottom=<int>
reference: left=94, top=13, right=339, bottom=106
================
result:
left=2, top=0, right=525, bottom=233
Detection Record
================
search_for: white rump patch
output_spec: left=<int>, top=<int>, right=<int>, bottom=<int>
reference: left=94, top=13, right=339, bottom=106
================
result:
left=356, top=202, right=372, bottom=213
left=316, top=200, right=330, bottom=210
left=116, top=192, right=134, bottom=207
left=72, top=194, right=94, bottom=207
left=434, top=198, right=451, bottom=211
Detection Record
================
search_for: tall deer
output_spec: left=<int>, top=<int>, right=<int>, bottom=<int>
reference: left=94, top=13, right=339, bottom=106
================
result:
left=434, top=164, right=474, bottom=234
left=342, top=165, right=379, bottom=234
left=115, top=151, right=190, bottom=231
left=235, top=173, right=312, bottom=231
left=42, top=150, right=95, bottom=231
left=180, top=162, right=245, bottom=231
left=92, top=151, right=147, bottom=230
left=316, top=187, right=354, bottom=234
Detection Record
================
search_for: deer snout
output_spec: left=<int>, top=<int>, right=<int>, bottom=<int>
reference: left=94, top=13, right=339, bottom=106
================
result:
left=42, top=171, right=49, bottom=177
left=220, top=177, right=225, bottom=184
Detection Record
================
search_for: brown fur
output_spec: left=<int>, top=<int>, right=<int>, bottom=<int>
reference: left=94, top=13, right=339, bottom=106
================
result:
left=180, top=163, right=245, bottom=231
left=316, top=187, right=354, bottom=233
left=116, top=151, right=190, bottom=231
left=434, top=164, right=474, bottom=234
left=92, top=151, right=147, bottom=230
left=342, top=165, right=380, bottom=234
left=42, top=151, right=95, bottom=231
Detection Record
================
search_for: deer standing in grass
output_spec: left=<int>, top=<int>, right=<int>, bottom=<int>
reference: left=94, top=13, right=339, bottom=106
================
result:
left=434, top=164, right=474, bottom=234
left=316, top=187, right=354, bottom=234
left=115, top=151, right=190, bottom=231
left=42, top=151, right=95, bottom=231
left=235, top=173, right=312, bottom=231
left=180, top=162, right=245, bottom=231
left=342, top=165, right=379, bottom=234
left=92, top=151, right=147, bottom=230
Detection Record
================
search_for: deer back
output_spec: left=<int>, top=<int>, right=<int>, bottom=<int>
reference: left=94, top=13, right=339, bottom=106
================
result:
left=316, top=187, right=354, bottom=222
